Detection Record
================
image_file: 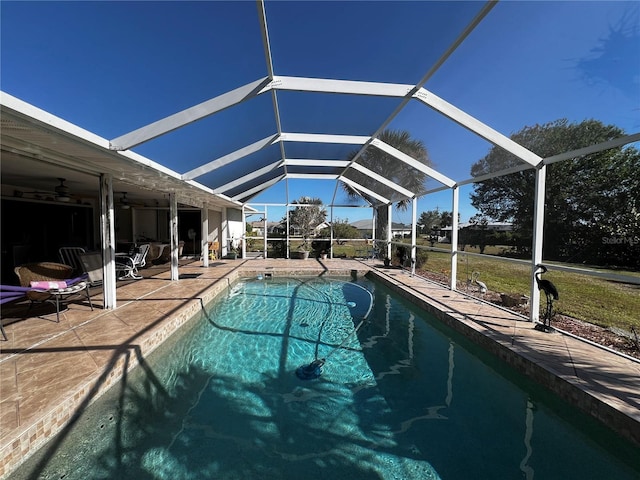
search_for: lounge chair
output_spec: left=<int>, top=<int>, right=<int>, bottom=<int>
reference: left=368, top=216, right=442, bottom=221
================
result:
left=115, top=243, right=150, bottom=280
left=151, top=248, right=170, bottom=265
left=0, top=285, right=36, bottom=340
left=13, top=262, right=93, bottom=322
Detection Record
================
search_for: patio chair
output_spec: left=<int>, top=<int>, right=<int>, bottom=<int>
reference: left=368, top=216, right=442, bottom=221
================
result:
left=58, top=246, right=86, bottom=276
left=152, top=246, right=171, bottom=265
left=78, top=251, right=104, bottom=286
left=115, top=243, right=150, bottom=280
left=13, top=262, right=93, bottom=322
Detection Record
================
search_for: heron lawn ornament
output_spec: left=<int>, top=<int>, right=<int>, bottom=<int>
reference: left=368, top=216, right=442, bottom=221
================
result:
left=534, top=264, right=559, bottom=332
left=471, top=271, right=487, bottom=297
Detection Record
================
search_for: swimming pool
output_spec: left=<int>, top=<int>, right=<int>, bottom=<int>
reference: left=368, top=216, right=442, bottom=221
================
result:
left=8, top=276, right=639, bottom=479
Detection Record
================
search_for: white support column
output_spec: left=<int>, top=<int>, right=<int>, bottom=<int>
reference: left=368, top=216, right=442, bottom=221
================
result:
left=286, top=207, right=291, bottom=259
left=386, top=204, right=392, bottom=259
left=411, top=197, right=417, bottom=276
left=530, top=165, right=547, bottom=322
left=221, top=207, right=229, bottom=257
left=450, top=186, right=459, bottom=290
left=263, top=207, right=268, bottom=259
left=241, top=205, right=247, bottom=259
left=169, top=193, right=179, bottom=281
left=202, top=206, right=209, bottom=267
left=330, top=203, right=334, bottom=259
left=372, top=208, right=378, bottom=260
left=100, top=174, right=117, bottom=309
left=372, top=209, right=377, bottom=244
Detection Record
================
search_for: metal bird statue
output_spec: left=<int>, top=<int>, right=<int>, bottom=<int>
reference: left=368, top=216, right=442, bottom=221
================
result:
left=472, top=271, right=487, bottom=297
left=534, top=264, right=559, bottom=331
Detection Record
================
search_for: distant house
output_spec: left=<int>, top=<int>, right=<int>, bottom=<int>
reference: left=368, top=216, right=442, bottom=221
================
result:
left=248, top=221, right=264, bottom=236
left=266, top=222, right=287, bottom=235
left=263, top=221, right=329, bottom=237
left=313, top=221, right=331, bottom=234
left=350, top=219, right=412, bottom=238
left=350, top=219, right=373, bottom=235
left=390, top=223, right=412, bottom=237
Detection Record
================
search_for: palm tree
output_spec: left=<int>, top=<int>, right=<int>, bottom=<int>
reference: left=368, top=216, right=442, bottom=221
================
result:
left=342, top=129, right=430, bottom=208
left=341, top=129, right=431, bottom=239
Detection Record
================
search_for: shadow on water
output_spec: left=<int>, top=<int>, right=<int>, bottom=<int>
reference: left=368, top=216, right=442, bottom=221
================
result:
left=9, top=276, right=638, bottom=479
left=8, top=278, right=422, bottom=479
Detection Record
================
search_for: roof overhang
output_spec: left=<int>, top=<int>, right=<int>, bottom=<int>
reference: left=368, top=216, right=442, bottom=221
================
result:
left=0, top=92, right=243, bottom=210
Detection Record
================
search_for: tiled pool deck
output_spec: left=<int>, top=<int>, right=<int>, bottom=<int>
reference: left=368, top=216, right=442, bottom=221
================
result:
left=1, top=257, right=638, bottom=477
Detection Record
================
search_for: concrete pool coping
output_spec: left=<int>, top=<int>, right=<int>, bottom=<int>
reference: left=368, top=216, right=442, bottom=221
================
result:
left=0, top=257, right=638, bottom=477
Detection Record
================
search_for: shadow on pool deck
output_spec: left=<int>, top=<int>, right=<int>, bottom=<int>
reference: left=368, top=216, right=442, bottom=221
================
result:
left=0, top=257, right=638, bottom=477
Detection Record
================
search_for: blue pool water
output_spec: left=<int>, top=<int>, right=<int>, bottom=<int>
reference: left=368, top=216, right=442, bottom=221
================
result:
left=9, top=276, right=639, bottom=479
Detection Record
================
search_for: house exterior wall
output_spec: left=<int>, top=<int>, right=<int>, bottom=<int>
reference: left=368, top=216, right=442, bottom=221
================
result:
left=208, top=209, right=222, bottom=242
left=226, top=207, right=244, bottom=249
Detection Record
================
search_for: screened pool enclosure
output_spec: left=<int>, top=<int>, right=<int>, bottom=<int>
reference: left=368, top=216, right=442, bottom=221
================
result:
left=1, top=1, right=638, bottom=322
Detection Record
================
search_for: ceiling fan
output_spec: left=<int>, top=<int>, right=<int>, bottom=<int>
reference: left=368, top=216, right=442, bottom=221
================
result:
left=53, top=178, right=72, bottom=202
left=17, top=178, right=74, bottom=202
left=116, top=192, right=145, bottom=209
left=119, top=192, right=131, bottom=209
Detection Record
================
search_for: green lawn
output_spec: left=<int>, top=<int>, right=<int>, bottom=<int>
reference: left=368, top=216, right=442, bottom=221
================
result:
left=421, top=249, right=640, bottom=333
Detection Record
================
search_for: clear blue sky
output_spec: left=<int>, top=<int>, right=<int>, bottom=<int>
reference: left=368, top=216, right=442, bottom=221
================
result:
left=2, top=1, right=638, bottom=225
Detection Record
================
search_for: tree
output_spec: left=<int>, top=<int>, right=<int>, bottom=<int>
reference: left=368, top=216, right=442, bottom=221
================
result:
left=438, top=211, right=459, bottom=229
left=320, top=218, right=360, bottom=240
left=418, top=209, right=445, bottom=246
left=462, top=214, right=490, bottom=254
left=288, top=196, right=327, bottom=250
left=470, top=119, right=640, bottom=267
left=341, top=129, right=431, bottom=240
left=418, top=210, right=441, bottom=234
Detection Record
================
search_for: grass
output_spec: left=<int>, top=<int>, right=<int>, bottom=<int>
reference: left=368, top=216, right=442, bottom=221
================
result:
left=421, top=249, right=640, bottom=333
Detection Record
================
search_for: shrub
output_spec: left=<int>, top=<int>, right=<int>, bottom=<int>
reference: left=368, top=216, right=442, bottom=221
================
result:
left=415, top=249, right=429, bottom=268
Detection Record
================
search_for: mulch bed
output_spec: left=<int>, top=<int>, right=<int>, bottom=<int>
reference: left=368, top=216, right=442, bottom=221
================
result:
left=549, top=315, right=640, bottom=360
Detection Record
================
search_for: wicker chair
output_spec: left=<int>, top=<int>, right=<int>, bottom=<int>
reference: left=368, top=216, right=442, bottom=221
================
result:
left=13, top=262, right=93, bottom=322
left=208, top=241, right=220, bottom=260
